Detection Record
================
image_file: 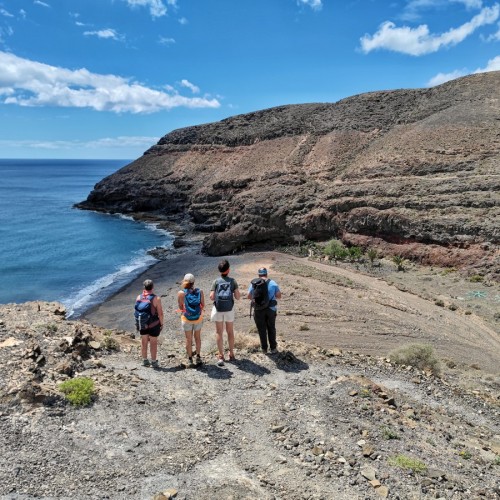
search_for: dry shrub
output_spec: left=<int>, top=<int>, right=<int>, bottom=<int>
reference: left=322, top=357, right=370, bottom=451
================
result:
left=390, top=343, right=441, bottom=376
left=234, top=332, right=261, bottom=352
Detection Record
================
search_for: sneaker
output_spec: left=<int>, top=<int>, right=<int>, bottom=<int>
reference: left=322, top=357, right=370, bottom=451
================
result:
left=142, top=359, right=151, bottom=367
left=151, top=360, right=159, bottom=369
left=270, top=348, right=278, bottom=354
left=262, top=348, right=268, bottom=354
left=195, top=355, right=202, bottom=366
left=217, top=355, right=225, bottom=367
left=188, top=357, right=194, bottom=367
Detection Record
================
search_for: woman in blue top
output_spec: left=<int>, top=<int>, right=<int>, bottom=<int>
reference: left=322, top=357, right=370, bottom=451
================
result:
left=247, top=267, right=282, bottom=354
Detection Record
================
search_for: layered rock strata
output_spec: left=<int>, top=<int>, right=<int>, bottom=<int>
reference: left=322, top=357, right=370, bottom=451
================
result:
left=77, top=72, right=500, bottom=278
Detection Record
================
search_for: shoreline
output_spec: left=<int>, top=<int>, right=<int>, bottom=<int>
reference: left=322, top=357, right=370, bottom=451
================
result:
left=82, top=249, right=500, bottom=375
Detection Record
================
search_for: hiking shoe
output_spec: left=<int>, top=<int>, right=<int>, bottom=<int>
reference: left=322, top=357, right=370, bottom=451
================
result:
left=142, top=359, right=151, bottom=367
left=151, top=360, right=159, bottom=369
left=217, top=355, right=225, bottom=367
left=188, top=357, right=194, bottom=367
left=195, top=355, right=202, bottom=366
left=270, top=348, right=278, bottom=354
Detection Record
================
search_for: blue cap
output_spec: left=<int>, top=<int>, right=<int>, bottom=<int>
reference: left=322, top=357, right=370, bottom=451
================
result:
left=258, top=267, right=268, bottom=276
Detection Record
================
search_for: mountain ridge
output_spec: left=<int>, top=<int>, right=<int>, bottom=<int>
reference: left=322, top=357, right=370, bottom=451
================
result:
left=77, top=71, right=500, bottom=279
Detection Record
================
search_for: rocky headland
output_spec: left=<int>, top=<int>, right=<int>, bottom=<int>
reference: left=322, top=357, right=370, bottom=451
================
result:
left=77, top=72, right=500, bottom=280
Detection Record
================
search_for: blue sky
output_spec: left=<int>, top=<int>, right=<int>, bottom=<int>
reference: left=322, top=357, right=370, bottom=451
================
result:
left=0, top=0, right=499, bottom=159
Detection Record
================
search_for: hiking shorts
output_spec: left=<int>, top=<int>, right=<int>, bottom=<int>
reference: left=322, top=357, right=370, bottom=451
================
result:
left=210, top=306, right=235, bottom=323
left=140, top=323, right=161, bottom=337
left=182, top=320, right=203, bottom=333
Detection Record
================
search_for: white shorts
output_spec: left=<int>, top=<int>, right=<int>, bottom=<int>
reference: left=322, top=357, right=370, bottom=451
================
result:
left=210, top=306, right=235, bottom=323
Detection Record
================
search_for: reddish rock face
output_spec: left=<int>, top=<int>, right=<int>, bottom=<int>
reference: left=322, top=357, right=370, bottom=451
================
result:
left=77, top=72, right=500, bottom=279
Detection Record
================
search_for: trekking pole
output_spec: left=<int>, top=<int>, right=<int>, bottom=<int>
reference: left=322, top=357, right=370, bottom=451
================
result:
left=249, top=302, right=253, bottom=319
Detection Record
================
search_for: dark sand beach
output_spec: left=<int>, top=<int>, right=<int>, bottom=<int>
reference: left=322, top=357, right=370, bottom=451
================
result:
left=83, top=250, right=500, bottom=375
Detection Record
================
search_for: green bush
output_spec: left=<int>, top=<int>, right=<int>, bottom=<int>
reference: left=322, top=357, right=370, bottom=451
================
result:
left=324, top=239, right=348, bottom=260
left=299, top=324, right=310, bottom=331
left=494, top=455, right=500, bottom=466
left=102, top=330, right=118, bottom=350
left=348, top=246, right=363, bottom=262
left=382, top=426, right=401, bottom=440
left=367, top=248, right=378, bottom=266
left=388, top=455, right=427, bottom=473
left=59, top=377, right=95, bottom=407
left=392, top=255, right=406, bottom=271
left=390, top=343, right=441, bottom=376
left=469, top=274, right=484, bottom=283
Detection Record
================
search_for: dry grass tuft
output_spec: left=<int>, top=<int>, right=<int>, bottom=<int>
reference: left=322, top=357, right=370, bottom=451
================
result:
left=234, top=332, right=261, bottom=352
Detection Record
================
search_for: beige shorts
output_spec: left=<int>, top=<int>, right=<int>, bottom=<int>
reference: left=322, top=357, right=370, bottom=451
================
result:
left=210, top=306, right=235, bottom=323
left=182, top=320, right=203, bottom=332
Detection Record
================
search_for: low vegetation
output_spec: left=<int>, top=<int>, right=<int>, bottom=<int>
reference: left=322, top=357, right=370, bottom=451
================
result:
left=389, top=343, right=441, bottom=376
left=59, top=377, right=95, bottom=407
left=388, top=455, right=427, bottom=473
left=101, top=330, right=118, bottom=350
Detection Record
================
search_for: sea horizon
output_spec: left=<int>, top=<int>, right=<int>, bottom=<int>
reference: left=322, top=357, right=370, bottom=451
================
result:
left=0, top=158, right=173, bottom=317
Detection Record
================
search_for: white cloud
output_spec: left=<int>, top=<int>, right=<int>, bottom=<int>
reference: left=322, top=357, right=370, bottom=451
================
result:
left=474, top=54, right=500, bottom=71
left=0, top=51, right=220, bottom=113
left=180, top=79, right=199, bottom=93
left=178, top=17, right=188, bottom=24
left=84, top=29, right=122, bottom=40
left=361, top=4, right=500, bottom=55
left=158, top=36, right=175, bottom=45
left=427, top=55, right=500, bottom=86
left=485, top=21, right=500, bottom=40
left=297, top=0, right=323, bottom=10
left=1, top=8, right=14, bottom=17
left=427, top=69, right=468, bottom=86
left=19, top=9, right=27, bottom=19
left=124, top=0, right=168, bottom=18
left=34, top=1, right=50, bottom=7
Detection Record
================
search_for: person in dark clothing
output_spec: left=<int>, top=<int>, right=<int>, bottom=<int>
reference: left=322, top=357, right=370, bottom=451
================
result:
left=247, top=267, right=282, bottom=354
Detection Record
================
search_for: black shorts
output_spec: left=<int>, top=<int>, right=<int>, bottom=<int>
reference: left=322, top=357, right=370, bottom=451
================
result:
left=140, top=323, right=161, bottom=337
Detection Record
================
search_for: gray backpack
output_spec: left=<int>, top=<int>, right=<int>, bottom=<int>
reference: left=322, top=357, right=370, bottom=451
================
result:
left=214, top=277, right=234, bottom=312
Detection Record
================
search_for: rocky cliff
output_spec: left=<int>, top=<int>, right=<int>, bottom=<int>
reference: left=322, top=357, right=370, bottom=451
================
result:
left=77, top=72, right=500, bottom=277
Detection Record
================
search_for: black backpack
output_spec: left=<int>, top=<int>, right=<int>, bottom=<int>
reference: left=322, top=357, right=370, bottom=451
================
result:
left=214, top=277, right=234, bottom=312
left=251, top=278, right=270, bottom=310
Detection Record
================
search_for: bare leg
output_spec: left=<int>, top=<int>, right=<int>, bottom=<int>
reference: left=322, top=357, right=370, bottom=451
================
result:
left=141, top=334, right=149, bottom=359
left=226, top=321, right=235, bottom=358
left=185, top=330, right=193, bottom=357
left=194, top=329, right=202, bottom=357
left=150, top=336, right=158, bottom=361
left=215, top=321, right=225, bottom=357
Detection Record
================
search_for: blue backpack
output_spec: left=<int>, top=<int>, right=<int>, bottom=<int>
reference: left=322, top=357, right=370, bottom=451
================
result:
left=134, top=293, right=159, bottom=331
left=183, top=288, right=202, bottom=320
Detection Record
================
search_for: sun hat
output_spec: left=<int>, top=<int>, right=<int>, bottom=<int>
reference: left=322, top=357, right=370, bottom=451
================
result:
left=183, top=273, right=195, bottom=283
left=258, top=267, right=268, bottom=276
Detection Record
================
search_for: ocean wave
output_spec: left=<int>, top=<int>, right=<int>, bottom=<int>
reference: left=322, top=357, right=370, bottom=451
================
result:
left=63, top=252, right=159, bottom=319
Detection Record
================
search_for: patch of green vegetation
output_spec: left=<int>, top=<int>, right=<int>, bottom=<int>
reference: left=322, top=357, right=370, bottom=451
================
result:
left=448, top=303, right=458, bottom=311
left=381, top=426, right=401, bottom=440
left=465, top=310, right=472, bottom=316
left=435, top=299, right=445, bottom=307
left=102, top=330, right=118, bottom=350
left=367, top=248, right=378, bottom=266
left=388, top=455, right=427, bottom=473
left=458, top=450, right=472, bottom=460
left=298, top=324, right=310, bottom=331
left=469, top=274, right=484, bottom=283
left=323, top=239, right=349, bottom=260
left=359, top=388, right=371, bottom=399
left=392, top=255, right=406, bottom=272
left=441, top=267, right=457, bottom=276
left=46, top=324, right=58, bottom=333
left=494, top=455, right=500, bottom=466
left=59, top=377, right=95, bottom=407
left=389, top=343, right=441, bottom=376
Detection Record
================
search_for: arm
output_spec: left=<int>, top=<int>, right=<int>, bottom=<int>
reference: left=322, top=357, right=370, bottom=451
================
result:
left=209, top=290, right=215, bottom=301
left=177, top=290, right=185, bottom=311
left=275, top=290, right=282, bottom=300
left=234, top=288, right=241, bottom=300
left=155, top=296, right=164, bottom=326
left=201, top=290, right=205, bottom=310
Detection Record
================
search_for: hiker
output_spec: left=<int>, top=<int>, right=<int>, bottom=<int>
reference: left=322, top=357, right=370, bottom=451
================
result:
left=247, top=267, right=282, bottom=354
left=210, top=259, right=241, bottom=366
left=135, top=279, right=164, bottom=368
left=177, top=273, right=205, bottom=367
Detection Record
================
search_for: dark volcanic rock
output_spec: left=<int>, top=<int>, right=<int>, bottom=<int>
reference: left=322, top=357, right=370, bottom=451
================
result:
left=77, top=72, right=500, bottom=277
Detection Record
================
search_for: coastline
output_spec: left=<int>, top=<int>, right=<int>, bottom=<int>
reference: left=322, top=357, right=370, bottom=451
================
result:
left=83, top=249, right=500, bottom=375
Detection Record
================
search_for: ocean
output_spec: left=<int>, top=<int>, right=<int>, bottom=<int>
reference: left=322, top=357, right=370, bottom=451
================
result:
left=0, top=159, right=172, bottom=317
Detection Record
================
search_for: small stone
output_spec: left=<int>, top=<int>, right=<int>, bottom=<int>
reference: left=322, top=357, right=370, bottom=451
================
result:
left=311, top=446, right=324, bottom=456
left=360, top=466, right=376, bottom=481
left=349, top=390, right=358, bottom=396
left=89, top=341, right=101, bottom=349
left=362, top=445, right=375, bottom=457
left=369, top=479, right=381, bottom=488
left=271, top=425, right=285, bottom=433
left=376, top=486, right=389, bottom=498
left=163, top=488, right=178, bottom=498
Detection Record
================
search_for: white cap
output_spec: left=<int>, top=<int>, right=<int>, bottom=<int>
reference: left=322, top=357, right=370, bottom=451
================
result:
left=183, top=273, right=195, bottom=283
